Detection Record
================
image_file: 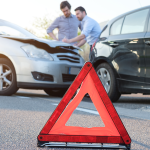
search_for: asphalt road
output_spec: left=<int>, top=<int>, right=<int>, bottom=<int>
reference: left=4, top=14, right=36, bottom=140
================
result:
left=0, top=89, right=150, bottom=150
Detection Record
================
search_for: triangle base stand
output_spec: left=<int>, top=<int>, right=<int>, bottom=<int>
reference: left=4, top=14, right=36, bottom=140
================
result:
left=37, top=141, right=131, bottom=150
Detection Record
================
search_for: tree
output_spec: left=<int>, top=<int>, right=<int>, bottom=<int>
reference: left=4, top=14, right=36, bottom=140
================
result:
left=32, top=15, right=56, bottom=39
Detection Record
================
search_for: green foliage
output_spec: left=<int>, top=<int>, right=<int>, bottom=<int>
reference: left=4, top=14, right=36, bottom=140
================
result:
left=42, top=34, right=52, bottom=40
left=24, top=27, right=36, bottom=36
left=32, top=15, right=55, bottom=39
left=79, top=43, right=90, bottom=61
left=33, top=15, right=52, bottom=30
left=77, top=30, right=90, bottom=61
left=78, top=30, right=81, bottom=35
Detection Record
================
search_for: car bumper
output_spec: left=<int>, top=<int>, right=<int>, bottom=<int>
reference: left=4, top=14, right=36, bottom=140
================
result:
left=11, top=56, right=83, bottom=87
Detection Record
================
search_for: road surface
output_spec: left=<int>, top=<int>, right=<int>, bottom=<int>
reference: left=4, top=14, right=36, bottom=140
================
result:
left=0, top=89, right=150, bottom=150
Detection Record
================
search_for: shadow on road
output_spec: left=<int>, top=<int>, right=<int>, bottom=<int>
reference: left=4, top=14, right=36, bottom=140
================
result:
left=118, top=95, right=150, bottom=104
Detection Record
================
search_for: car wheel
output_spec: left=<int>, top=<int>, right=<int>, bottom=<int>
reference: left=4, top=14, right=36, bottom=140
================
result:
left=96, top=63, right=121, bottom=102
left=0, top=58, right=18, bottom=96
left=44, top=89, right=68, bottom=97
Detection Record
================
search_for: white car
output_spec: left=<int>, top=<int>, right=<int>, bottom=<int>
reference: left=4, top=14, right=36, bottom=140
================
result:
left=0, top=19, right=85, bottom=96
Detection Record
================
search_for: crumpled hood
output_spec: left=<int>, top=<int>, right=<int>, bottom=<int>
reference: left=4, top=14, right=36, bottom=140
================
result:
left=3, top=36, right=81, bottom=56
left=36, top=38, right=73, bottom=47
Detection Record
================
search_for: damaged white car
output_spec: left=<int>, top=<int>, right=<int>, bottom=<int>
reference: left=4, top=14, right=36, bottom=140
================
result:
left=0, top=19, right=84, bottom=96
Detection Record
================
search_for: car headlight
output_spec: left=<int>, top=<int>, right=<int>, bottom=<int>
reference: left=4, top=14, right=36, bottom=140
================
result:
left=21, top=45, right=54, bottom=61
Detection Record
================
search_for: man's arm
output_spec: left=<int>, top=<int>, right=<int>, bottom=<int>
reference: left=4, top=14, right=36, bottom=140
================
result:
left=62, top=19, right=93, bottom=44
left=48, top=33, right=58, bottom=41
left=76, top=39, right=86, bottom=47
left=62, top=34, right=85, bottom=43
left=47, top=17, right=59, bottom=40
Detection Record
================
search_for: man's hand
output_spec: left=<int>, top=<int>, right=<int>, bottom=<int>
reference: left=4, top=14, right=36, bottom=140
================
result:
left=62, top=34, right=86, bottom=44
left=62, top=37, right=70, bottom=43
left=73, top=43, right=78, bottom=46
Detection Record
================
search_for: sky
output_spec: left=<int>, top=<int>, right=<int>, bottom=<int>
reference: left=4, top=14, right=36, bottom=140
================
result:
left=0, top=0, right=150, bottom=29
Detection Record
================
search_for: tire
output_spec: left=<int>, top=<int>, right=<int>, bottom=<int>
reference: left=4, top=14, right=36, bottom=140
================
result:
left=0, top=58, right=18, bottom=96
left=96, top=63, right=121, bottom=102
left=44, top=88, right=68, bottom=97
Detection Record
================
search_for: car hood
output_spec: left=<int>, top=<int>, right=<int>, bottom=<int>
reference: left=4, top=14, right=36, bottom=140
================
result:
left=3, top=36, right=81, bottom=56
left=36, top=38, right=73, bottom=47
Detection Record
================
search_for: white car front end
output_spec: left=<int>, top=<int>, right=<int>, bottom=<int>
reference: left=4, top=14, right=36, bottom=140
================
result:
left=0, top=19, right=85, bottom=96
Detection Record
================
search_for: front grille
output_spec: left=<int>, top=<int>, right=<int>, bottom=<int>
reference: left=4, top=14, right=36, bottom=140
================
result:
left=57, top=55, right=80, bottom=63
left=62, top=74, right=77, bottom=82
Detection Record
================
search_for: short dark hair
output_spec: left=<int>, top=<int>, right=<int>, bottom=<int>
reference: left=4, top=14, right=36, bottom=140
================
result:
left=75, top=6, right=87, bottom=15
left=60, top=1, right=71, bottom=10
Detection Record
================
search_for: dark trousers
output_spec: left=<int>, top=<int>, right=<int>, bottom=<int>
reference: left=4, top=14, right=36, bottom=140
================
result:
left=89, top=45, right=95, bottom=62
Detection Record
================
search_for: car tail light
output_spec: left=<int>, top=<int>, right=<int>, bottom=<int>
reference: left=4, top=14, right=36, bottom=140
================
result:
left=91, top=40, right=97, bottom=51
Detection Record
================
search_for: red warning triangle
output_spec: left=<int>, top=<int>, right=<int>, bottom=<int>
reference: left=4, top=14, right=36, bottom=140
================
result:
left=38, top=62, right=131, bottom=145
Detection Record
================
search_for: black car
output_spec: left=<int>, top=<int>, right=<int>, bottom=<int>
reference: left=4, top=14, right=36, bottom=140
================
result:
left=92, top=5, right=150, bottom=102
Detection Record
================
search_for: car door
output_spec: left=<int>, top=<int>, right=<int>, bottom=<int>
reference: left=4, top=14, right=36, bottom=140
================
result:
left=108, top=8, right=149, bottom=86
left=144, top=11, right=150, bottom=84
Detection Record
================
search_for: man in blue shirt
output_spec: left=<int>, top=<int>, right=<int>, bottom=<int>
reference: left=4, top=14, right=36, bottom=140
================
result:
left=47, top=1, right=81, bottom=45
left=62, top=6, right=101, bottom=61
left=62, top=6, right=101, bottom=47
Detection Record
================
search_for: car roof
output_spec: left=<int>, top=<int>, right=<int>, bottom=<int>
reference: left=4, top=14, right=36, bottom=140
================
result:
left=108, top=5, right=150, bottom=26
left=100, top=5, right=150, bottom=38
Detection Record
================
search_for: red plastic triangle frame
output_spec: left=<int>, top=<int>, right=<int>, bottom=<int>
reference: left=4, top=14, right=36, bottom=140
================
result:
left=37, top=62, right=131, bottom=146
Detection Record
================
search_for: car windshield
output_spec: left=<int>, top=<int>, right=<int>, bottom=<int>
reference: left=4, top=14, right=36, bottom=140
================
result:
left=0, top=19, right=36, bottom=38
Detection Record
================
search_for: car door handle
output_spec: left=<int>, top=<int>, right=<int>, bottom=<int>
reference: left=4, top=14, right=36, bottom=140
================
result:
left=145, top=41, right=150, bottom=45
left=109, top=43, right=119, bottom=47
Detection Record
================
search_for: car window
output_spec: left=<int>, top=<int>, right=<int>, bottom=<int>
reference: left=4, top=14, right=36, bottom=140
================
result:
left=110, top=18, right=124, bottom=35
left=0, top=26, right=26, bottom=37
left=148, top=16, right=150, bottom=32
left=121, top=9, right=149, bottom=34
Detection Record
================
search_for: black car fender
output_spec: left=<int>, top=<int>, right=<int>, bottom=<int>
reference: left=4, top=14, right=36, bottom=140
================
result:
left=92, top=56, right=120, bottom=79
